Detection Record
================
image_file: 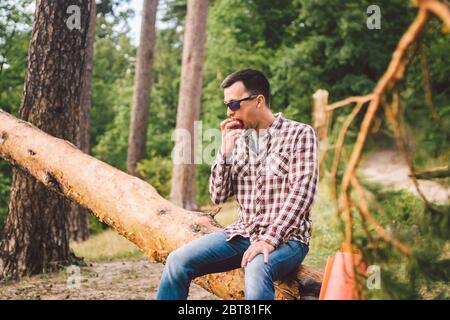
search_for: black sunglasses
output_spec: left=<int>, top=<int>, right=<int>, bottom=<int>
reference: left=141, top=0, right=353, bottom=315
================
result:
left=224, top=95, right=258, bottom=111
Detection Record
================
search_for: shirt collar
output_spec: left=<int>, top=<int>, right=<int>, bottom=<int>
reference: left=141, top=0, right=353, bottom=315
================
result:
left=241, top=112, right=284, bottom=140
left=267, top=112, right=284, bottom=136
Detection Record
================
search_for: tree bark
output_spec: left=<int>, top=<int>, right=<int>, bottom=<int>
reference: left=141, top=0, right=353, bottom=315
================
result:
left=0, top=0, right=91, bottom=279
left=170, top=0, right=208, bottom=211
left=127, top=0, right=159, bottom=177
left=0, top=110, right=323, bottom=299
left=69, top=0, right=97, bottom=242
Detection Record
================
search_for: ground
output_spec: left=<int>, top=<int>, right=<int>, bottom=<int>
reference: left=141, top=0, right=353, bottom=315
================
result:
left=362, top=149, right=449, bottom=204
left=0, top=148, right=447, bottom=300
left=0, top=230, right=218, bottom=300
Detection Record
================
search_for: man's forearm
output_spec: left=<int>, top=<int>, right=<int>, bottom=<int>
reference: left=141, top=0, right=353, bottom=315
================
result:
left=209, top=152, right=234, bottom=204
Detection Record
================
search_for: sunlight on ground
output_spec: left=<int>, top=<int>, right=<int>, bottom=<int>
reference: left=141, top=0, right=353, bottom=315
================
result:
left=71, top=229, right=144, bottom=262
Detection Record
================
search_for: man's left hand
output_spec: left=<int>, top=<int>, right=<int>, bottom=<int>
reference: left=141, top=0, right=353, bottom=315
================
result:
left=241, top=241, right=275, bottom=268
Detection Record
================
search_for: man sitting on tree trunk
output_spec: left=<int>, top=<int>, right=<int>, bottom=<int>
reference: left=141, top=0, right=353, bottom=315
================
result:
left=156, top=69, right=319, bottom=300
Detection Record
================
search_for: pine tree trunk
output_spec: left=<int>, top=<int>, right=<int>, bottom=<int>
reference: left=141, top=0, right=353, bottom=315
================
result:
left=127, top=0, right=159, bottom=176
left=69, top=0, right=97, bottom=242
left=0, top=0, right=91, bottom=279
left=0, top=110, right=323, bottom=299
left=170, top=0, right=208, bottom=211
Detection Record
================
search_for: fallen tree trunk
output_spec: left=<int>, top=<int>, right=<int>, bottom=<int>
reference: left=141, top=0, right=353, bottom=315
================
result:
left=0, top=109, right=323, bottom=299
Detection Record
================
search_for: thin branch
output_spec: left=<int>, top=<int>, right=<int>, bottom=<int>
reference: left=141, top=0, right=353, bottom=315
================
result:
left=419, top=40, right=441, bottom=122
left=350, top=175, right=413, bottom=256
left=420, top=0, right=450, bottom=29
left=326, top=95, right=374, bottom=112
left=384, top=90, right=435, bottom=207
left=330, top=102, right=365, bottom=215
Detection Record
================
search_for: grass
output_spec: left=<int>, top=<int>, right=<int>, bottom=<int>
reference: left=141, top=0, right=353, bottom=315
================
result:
left=70, top=229, right=145, bottom=262
left=415, top=149, right=450, bottom=186
left=203, top=200, right=239, bottom=227
left=303, top=184, right=342, bottom=270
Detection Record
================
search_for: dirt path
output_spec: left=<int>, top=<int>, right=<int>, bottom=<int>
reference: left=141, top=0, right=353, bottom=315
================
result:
left=0, top=259, right=219, bottom=300
left=361, top=149, right=449, bottom=204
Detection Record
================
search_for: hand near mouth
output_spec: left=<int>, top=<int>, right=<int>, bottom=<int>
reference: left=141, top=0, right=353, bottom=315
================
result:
left=229, top=118, right=244, bottom=129
left=220, top=118, right=244, bottom=157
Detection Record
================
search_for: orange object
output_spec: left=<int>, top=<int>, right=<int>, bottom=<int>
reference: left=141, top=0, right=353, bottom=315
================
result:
left=319, top=256, right=335, bottom=300
left=319, top=246, right=366, bottom=300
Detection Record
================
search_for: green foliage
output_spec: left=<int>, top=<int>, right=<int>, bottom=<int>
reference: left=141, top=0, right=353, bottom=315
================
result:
left=303, top=182, right=343, bottom=269
left=401, top=20, right=450, bottom=163
left=352, top=185, right=450, bottom=299
left=163, top=0, right=187, bottom=28
left=90, top=32, right=136, bottom=152
left=88, top=215, right=109, bottom=236
left=196, top=163, right=213, bottom=207
left=271, top=0, right=416, bottom=123
left=0, top=163, right=11, bottom=236
left=92, top=78, right=133, bottom=170
left=0, top=0, right=32, bottom=115
left=0, top=0, right=32, bottom=236
left=96, top=0, right=134, bottom=38
left=146, top=27, right=182, bottom=158
left=136, top=156, right=173, bottom=198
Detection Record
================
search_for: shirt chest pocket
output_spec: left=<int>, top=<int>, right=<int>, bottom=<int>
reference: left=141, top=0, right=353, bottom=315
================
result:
left=233, top=156, right=251, bottom=177
left=265, top=152, right=290, bottom=177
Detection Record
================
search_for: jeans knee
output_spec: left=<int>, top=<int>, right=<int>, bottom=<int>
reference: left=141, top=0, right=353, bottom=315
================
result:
left=244, top=255, right=274, bottom=300
left=165, top=248, right=195, bottom=277
left=166, top=249, right=184, bottom=271
left=245, top=255, right=272, bottom=279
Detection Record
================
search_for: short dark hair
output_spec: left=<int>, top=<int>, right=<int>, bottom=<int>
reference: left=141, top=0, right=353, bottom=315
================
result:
left=220, top=69, right=271, bottom=107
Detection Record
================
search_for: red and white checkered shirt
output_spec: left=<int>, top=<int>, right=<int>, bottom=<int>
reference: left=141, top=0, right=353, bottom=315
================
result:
left=209, top=113, right=319, bottom=247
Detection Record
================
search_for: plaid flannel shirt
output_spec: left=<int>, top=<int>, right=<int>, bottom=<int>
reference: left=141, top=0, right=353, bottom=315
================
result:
left=209, top=113, right=319, bottom=248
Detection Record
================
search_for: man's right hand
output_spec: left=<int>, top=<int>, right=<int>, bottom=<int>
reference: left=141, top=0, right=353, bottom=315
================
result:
left=220, top=118, right=243, bottom=157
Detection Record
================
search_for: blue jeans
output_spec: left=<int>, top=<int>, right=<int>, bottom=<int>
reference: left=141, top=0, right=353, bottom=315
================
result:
left=155, top=230, right=308, bottom=300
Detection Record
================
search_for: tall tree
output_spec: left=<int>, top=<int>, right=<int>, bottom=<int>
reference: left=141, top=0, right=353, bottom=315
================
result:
left=0, top=0, right=92, bottom=279
left=69, top=0, right=97, bottom=242
left=127, top=0, right=159, bottom=176
left=170, top=0, right=208, bottom=210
